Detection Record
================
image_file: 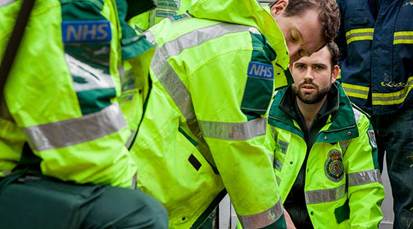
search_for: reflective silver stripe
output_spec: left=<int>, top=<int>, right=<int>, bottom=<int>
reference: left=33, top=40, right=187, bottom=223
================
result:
left=305, top=185, right=346, bottom=204
left=345, top=28, right=374, bottom=44
left=342, top=86, right=369, bottom=99
left=0, top=170, right=11, bottom=176
left=65, top=54, right=115, bottom=92
left=346, top=32, right=374, bottom=40
left=151, top=23, right=256, bottom=121
left=394, top=31, right=413, bottom=44
left=274, top=159, right=282, bottom=170
left=348, top=169, right=381, bottom=186
left=25, top=103, right=126, bottom=151
left=239, top=200, right=283, bottom=229
left=143, top=30, right=156, bottom=45
left=352, top=107, right=362, bottom=123
left=0, top=0, right=15, bottom=6
left=199, top=118, right=266, bottom=140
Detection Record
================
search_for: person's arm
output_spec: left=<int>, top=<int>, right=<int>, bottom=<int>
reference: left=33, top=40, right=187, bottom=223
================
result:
left=4, top=0, right=136, bottom=187
left=190, top=32, right=285, bottom=228
left=343, top=110, right=384, bottom=228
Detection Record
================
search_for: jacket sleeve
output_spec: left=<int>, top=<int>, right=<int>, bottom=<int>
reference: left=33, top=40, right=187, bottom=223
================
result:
left=189, top=32, right=285, bottom=228
left=343, top=111, right=384, bottom=228
left=3, top=0, right=136, bottom=187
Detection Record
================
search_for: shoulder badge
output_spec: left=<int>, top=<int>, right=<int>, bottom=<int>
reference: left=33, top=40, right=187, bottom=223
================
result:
left=62, top=20, right=112, bottom=43
left=325, top=149, right=345, bottom=182
left=247, top=61, right=274, bottom=80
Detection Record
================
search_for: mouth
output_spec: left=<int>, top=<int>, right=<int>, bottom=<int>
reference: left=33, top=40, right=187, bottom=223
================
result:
left=300, top=84, right=317, bottom=93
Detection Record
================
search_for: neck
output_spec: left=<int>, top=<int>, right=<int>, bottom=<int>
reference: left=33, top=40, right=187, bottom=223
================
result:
left=296, top=97, right=327, bottom=129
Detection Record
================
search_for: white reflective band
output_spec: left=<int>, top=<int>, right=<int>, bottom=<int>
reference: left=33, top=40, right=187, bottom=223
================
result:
left=352, top=107, right=362, bottom=123
left=65, top=54, right=115, bottom=92
left=305, top=185, right=346, bottom=204
left=143, top=30, right=156, bottom=45
left=158, top=64, right=195, bottom=121
left=0, top=0, right=15, bottom=6
left=199, top=118, right=267, bottom=140
left=25, top=103, right=126, bottom=151
left=151, top=23, right=255, bottom=122
left=239, top=200, right=283, bottom=229
left=0, top=170, right=12, bottom=176
left=348, top=169, right=381, bottom=186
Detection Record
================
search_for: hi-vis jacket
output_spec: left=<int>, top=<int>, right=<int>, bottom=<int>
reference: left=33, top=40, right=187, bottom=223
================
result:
left=129, top=0, right=290, bottom=227
left=336, top=0, right=413, bottom=115
left=129, top=0, right=194, bottom=32
left=0, top=0, right=142, bottom=187
left=268, top=83, right=385, bottom=228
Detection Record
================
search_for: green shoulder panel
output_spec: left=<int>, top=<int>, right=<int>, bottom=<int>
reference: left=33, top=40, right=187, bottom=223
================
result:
left=61, top=0, right=118, bottom=115
left=241, top=32, right=276, bottom=119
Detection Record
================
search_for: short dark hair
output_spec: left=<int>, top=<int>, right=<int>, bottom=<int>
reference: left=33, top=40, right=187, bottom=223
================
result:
left=277, top=0, right=340, bottom=44
left=325, top=41, right=339, bottom=66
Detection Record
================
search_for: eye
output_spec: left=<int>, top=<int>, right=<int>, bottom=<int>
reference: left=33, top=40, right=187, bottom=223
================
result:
left=313, top=64, right=326, bottom=71
left=294, top=63, right=306, bottom=70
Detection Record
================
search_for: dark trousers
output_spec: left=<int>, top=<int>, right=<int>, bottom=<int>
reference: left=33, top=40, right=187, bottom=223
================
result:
left=0, top=174, right=168, bottom=229
left=372, top=106, right=413, bottom=229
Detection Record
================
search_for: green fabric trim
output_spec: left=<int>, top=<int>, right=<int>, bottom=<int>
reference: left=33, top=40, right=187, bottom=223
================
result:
left=76, top=88, right=116, bottom=115
left=268, top=88, right=304, bottom=138
left=125, top=0, right=156, bottom=20
left=250, top=33, right=276, bottom=62
left=270, top=83, right=360, bottom=142
left=334, top=199, right=350, bottom=224
left=178, top=127, right=198, bottom=147
left=116, top=0, right=154, bottom=59
left=260, top=215, right=287, bottom=229
left=241, top=33, right=277, bottom=119
left=61, top=0, right=104, bottom=20
left=316, top=83, right=359, bottom=143
left=62, top=1, right=116, bottom=115
left=191, top=189, right=227, bottom=229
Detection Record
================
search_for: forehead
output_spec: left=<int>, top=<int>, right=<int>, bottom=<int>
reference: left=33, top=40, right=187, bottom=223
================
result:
left=294, top=9, right=324, bottom=53
left=293, top=46, right=331, bottom=65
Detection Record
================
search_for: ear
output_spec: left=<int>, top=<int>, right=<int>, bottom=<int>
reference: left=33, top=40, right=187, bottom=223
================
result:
left=331, top=65, right=339, bottom=83
left=270, top=0, right=289, bottom=16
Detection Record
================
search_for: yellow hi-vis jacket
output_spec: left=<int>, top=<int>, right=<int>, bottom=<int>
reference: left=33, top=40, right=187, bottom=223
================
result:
left=268, top=83, right=385, bottom=228
left=0, top=0, right=139, bottom=187
left=129, top=0, right=194, bottom=32
left=128, top=0, right=291, bottom=228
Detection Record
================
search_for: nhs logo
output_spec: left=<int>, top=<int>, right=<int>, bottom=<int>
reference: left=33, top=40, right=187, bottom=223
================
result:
left=247, top=61, right=274, bottom=79
left=62, top=20, right=112, bottom=43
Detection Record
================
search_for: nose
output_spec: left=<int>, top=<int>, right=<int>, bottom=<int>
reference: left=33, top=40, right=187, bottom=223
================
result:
left=288, top=43, right=301, bottom=63
left=303, top=68, right=314, bottom=80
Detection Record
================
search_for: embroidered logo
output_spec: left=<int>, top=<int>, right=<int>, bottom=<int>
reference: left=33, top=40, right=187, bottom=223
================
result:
left=367, top=130, right=377, bottom=148
left=62, top=20, right=112, bottom=43
left=325, top=149, right=345, bottom=182
left=247, top=61, right=274, bottom=80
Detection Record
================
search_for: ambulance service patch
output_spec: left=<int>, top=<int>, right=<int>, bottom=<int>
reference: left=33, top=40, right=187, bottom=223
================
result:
left=325, top=149, right=344, bottom=182
left=62, top=20, right=112, bottom=43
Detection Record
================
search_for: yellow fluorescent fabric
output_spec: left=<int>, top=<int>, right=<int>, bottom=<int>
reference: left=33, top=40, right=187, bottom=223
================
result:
left=130, top=0, right=289, bottom=227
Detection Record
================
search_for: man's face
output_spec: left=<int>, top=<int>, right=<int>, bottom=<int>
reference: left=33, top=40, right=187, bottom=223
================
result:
left=290, top=46, right=338, bottom=104
left=275, top=9, right=324, bottom=63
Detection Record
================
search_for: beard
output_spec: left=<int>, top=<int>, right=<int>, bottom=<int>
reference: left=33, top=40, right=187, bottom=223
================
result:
left=292, top=81, right=331, bottom=104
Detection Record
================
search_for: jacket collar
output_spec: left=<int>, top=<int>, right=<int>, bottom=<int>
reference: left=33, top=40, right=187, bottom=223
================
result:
left=269, top=82, right=359, bottom=142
